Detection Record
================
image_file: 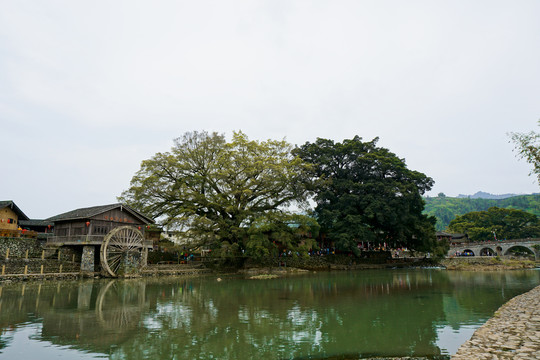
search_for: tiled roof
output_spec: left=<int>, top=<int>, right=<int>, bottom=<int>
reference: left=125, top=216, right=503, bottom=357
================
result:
left=436, top=231, right=452, bottom=237
left=0, top=200, right=30, bottom=220
left=47, top=203, right=154, bottom=224
left=19, top=219, right=53, bottom=227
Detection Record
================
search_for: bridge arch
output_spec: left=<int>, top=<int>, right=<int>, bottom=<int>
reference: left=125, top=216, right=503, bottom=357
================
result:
left=504, top=245, right=535, bottom=257
left=448, top=238, right=540, bottom=258
left=479, top=247, right=496, bottom=256
left=462, top=249, right=475, bottom=256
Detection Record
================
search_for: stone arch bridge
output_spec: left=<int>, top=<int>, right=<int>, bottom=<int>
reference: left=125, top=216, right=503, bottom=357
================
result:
left=448, top=238, right=540, bottom=259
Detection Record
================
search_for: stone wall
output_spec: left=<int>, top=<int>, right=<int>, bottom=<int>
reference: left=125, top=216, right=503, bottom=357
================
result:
left=452, top=285, right=540, bottom=359
left=0, top=237, right=82, bottom=276
left=0, top=237, right=43, bottom=258
left=0, top=259, right=80, bottom=275
left=242, top=253, right=412, bottom=270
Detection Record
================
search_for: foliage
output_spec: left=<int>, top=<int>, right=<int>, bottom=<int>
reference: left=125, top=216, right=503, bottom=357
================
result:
left=294, top=136, right=437, bottom=254
left=424, top=194, right=540, bottom=230
left=120, top=131, right=313, bottom=255
left=448, top=207, right=540, bottom=241
left=509, top=120, right=540, bottom=183
left=245, top=212, right=319, bottom=259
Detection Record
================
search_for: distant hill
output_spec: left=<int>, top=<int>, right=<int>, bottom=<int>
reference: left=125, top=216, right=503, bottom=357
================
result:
left=423, top=194, right=540, bottom=231
left=456, top=191, right=520, bottom=200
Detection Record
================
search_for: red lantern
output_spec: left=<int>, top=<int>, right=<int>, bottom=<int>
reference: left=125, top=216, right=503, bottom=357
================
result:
left=138, top=226, right=141, bottom=230
left=86, top=221, right=90, bottom=227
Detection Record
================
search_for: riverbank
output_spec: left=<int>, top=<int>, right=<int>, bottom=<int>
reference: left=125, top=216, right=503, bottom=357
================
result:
left=451, top=284, right=540, bottom=359
left=1, top=256, right=537, bottom=284
left=441, top=257, right=538, bottom=271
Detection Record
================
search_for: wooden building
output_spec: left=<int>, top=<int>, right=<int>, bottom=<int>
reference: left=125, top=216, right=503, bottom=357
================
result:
left=19, top=219, right=54, bottom=239
left=46, top=203, right=156, bottom=277
left=436, top=231, right=469, bottom=245
left=0, top=200, right=29, bottom=237
left=47, top=203, right=154, bottom=244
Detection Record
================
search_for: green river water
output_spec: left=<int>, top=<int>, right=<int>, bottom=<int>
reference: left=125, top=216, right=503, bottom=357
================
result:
left=0, top=269, right=538, bottom=359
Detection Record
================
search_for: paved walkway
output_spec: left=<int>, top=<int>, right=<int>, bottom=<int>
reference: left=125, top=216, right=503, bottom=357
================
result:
left=452, top=284, right=540, bottom=359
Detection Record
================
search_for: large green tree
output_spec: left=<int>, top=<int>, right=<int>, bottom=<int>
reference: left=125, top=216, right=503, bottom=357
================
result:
left=448, top=207, right=540, bottom=241
left=120, top=131, right=316, bottom=257
left=509, top=120, right=540, bottom=183
left=294, top=136, right=440, bottom=254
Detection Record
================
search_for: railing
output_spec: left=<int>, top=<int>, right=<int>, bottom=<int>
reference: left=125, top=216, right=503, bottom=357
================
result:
left=0, top=229, right=38, bottom=238
left=46, top=236, right=154, bottom=248
left=450, top=238, right=540, bottom=248
left=1, top=248, right=81, bottom=277
left=47, top=235, right=106, bottom=244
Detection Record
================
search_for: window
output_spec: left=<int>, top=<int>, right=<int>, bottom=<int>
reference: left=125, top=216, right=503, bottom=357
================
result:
left=93, top=226, right=109, bottom=235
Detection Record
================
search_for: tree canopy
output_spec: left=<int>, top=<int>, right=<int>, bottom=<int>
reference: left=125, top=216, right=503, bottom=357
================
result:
left=447, top=207, right=540, bottom=241
left=120, top=131, right=317, bottom=257
left=294, top=136, right=439, bottom=254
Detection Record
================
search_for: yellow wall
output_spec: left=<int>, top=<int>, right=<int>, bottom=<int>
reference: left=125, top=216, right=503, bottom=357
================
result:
left=0, top=208, right=19, bottom=230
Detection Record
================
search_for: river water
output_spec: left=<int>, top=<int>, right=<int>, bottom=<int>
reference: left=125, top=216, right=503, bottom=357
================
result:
left=0, top=269, right=538, bottom=359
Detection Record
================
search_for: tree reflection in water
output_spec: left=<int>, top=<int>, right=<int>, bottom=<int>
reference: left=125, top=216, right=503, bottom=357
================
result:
left=0, top=269, right=538, bottom=359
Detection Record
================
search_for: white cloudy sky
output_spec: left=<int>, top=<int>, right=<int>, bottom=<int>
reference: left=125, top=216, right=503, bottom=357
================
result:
left=1, top=0, right=539, bottom=219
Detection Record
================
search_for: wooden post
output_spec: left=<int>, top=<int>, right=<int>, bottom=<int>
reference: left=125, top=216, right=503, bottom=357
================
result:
left=41, top=250, right=45, bottom=260
left=24, top=265, right=28, bottom=275
left=40, top=265, right=44, bottom=275
left=72, top=254, right=75, bottom=263
left=25, top=249, right=29, bottom=260
left=59, top=264, right=63, bottom=274
left=58, top=249, right=61, bottom=260
left=1, top=265, right=4, bottom=275
left=5, top=248, right=9, bottom=259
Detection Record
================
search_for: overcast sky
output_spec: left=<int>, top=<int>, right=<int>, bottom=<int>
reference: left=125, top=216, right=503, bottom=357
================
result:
left=1, top=0, right=539, bottom=219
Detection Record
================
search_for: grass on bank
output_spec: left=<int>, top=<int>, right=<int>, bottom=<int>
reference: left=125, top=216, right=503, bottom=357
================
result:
left=443, top=257, right=537, bottom=270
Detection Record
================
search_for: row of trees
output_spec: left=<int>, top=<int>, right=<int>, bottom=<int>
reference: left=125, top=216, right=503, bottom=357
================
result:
left=423, top=194, right=540, bottom=231
left=448, top=207, right=540, bottom=242
left=120, top=131, right=441, bottom=258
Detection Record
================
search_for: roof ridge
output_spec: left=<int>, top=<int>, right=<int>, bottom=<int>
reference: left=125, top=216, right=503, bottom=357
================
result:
left=46, top=203, right=153, bottom=224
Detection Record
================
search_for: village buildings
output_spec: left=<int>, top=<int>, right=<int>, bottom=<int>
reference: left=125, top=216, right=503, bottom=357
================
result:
left=0, top=200, right=29, bottom=237
left=1, top=201, right=157, bottom=276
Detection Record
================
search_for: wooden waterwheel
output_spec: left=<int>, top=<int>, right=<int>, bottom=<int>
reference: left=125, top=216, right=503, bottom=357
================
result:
left=100, top=226, right=146, bottom=277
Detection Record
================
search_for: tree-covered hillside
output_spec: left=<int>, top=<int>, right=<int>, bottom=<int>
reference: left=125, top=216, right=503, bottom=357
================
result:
left=423, top=194, right=540, bottom=231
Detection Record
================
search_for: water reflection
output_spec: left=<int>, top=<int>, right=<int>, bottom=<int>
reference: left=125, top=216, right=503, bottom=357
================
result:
left=0, top=269, right=538, bottom=359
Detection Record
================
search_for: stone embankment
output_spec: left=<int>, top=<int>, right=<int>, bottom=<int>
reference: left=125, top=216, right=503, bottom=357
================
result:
left=142, top=264, right=211, bottom=277
left=452, top=285, right=540, bottom=359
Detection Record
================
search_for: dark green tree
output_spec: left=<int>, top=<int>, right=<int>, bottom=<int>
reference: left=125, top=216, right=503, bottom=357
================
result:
left=294, top=136, right=440, bottom=255
left=448, top=207, right=540, bottom=241
left=120, top=131, right=315, bottom=258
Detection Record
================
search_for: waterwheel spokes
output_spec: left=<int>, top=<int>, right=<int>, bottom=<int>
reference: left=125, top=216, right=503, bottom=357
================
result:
left=100, top=226, right=146, bottom=277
